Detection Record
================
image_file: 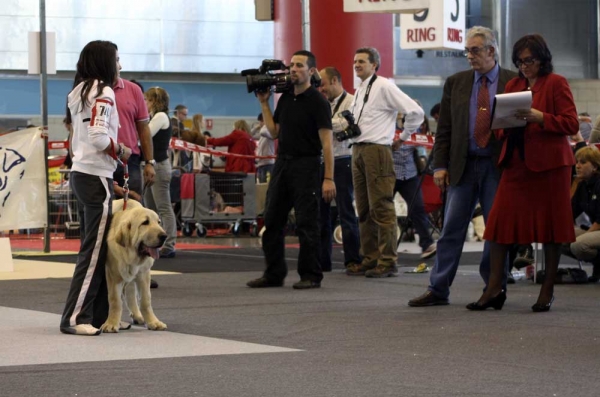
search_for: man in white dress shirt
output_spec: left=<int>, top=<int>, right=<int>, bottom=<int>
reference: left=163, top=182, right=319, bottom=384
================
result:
left=345, top=47, right=424, bottom=278
left=318, top=67, right=362, bottom=271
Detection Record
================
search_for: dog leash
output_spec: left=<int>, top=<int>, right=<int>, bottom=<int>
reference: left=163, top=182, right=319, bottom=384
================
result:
left=122, top=159, right=130, bottom=210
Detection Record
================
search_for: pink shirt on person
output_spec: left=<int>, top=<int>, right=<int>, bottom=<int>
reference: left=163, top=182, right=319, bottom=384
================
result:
left=113, top=78, right=149, bottom=155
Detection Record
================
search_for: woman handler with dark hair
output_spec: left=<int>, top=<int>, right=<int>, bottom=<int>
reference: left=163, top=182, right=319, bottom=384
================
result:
left=60, top=40, right=132, bottom=335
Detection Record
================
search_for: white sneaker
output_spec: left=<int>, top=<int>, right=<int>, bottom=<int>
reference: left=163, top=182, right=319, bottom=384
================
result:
left=420, top=243, right=437, bottom=259
left=60, top=324, right=101, bottom=336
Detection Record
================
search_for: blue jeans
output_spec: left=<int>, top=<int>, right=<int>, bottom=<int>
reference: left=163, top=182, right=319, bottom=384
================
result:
left=319, top=157, right=362, bottom=270
left=394, top=176, right=433, bottom=251
left=257, top=163, right=274, bottom=183
left=428, top=157, right=506, bottom=299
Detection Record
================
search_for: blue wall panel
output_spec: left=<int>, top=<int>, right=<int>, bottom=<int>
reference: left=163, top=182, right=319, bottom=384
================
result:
left=0, top=78, right=261, bottom=117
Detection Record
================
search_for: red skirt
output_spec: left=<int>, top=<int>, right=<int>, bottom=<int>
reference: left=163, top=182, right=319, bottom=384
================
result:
left=483, top=149, right=575, bottom=244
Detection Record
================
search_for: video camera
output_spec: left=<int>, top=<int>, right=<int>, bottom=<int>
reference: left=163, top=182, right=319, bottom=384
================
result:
left=241, top=59, right=322, bottom=94
left=241, top=60, right=291, bottom=94
left=335, top=110, right=362, bottom=142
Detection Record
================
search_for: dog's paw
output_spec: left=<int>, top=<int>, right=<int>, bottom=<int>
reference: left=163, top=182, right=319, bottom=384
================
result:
left=100, top=322, right=120, bottom=333
left=146, top=320, right=167, bottom=331
left=130, top=314, right=145, bottom=325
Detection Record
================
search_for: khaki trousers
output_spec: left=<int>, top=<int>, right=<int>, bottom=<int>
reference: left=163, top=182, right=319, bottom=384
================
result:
left=352, top=143, right=398, bottom=267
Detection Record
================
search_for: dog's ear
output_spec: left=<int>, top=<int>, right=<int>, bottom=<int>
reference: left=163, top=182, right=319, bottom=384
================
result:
left=114, top=221, right=132, bottom=247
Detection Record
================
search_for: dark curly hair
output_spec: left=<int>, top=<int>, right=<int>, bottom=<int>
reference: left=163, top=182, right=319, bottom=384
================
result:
left=511, top=34, right=553, bottom=77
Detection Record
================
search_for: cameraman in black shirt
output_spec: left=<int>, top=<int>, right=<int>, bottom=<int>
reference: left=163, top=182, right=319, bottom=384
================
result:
left=247, top=50, right=335, bottom=290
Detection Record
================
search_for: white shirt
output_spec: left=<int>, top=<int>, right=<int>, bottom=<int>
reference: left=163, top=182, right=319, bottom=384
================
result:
left=350, top=74, right=424, bottom=145
left=148, top=111, right=170, bottom=137
left=329, top=91, right=355, bottom=158
left=68, top=80, right=119, bottom=178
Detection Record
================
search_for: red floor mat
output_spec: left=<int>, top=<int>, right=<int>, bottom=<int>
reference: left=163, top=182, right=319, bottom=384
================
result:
left=9, top=238, right=241, bottom=252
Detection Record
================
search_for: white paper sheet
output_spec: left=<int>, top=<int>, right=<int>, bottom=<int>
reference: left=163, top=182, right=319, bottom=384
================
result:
left=490, top=91, right=533, bottom=129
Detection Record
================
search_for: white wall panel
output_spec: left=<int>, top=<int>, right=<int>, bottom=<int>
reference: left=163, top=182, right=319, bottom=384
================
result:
left=0, top=0, right=273, bottom=73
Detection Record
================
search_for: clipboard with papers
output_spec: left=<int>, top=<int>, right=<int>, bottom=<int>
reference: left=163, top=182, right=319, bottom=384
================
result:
left=490, top=91, right=532, bottom=130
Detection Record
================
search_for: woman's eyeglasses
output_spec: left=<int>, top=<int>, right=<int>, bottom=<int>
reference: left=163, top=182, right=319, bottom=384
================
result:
left=515, top=57, right=538, bottom=67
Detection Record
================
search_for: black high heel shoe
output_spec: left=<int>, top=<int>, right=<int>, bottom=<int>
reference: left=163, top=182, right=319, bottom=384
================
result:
left=531, top=296, right=554, bottom=312
left=466, top=290, right=507, bottom=311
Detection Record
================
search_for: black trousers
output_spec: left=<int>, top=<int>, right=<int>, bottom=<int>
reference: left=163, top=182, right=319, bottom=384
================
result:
left=262, top=156, right=322, bottom=283
left=60, top=172, right=113, bottom=329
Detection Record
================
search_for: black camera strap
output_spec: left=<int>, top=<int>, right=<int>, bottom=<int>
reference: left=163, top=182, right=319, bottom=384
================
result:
left=331, top=91, right=348, bottom=117
left=354, top=74, right=378, bottom=125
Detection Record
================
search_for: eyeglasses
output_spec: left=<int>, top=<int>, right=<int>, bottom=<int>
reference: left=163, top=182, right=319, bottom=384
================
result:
left=515, top=57, right=538, bottom=67
left=463, top=46, right=489, bottom=56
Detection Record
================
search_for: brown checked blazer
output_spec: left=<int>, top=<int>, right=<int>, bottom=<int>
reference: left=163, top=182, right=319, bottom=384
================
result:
left=433, top=67, right=518, bottom=186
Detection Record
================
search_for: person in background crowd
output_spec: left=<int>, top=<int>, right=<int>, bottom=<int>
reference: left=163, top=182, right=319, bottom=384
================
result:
left=111, top=43, right=155, bottom=203
left=60, top=40, right=132, bottom=336
left=577, top=112, right=592, bottom=142
left=251, top=113, right=276, bottom=183
left=393, top=111, right=436, bottom=259
left=429, top=103, right=441, bottom=135
left=589, top=114, right=600, bottom=144
left=143, top=87, right=178, bottom=259
left=186, top=113, right=210, bottom=172
left=468, top=34, right=578, bottom=312
left=430, top=103, right=441, bottom=123
left=171, top=104, right=188, bottom=137
left=130, top=79, right=144, bottom=93
left=345, top=47, right=424, bottom=279
left=206, top=120, right=257, bottom=173
left=409, top=26, right=518, bottom=307
left=171, top=104, right=193, bottom=172
left=111, top=43, right=158, bottom=289
left=564, top=145, right=600, bottom=283
left=246, top=50, right=335, bottom=290
left=317, top=66, right=362, bottom=271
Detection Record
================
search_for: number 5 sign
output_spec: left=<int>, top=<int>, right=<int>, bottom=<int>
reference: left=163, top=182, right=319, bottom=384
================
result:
left=344, top=0, right=430, bottom=13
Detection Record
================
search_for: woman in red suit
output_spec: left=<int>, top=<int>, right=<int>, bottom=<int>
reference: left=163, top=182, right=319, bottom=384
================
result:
left=206, top=119, right=257, bottom=173
left=467, top=34, right=579, bottom=312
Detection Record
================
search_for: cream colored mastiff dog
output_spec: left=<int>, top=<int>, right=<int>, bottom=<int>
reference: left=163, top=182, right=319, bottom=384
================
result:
left=101, top=199, right=168, bottom=333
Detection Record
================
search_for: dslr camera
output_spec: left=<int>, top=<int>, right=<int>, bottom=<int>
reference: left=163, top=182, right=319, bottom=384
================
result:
left=241, top=60, right=291, bottom=94
left=335, top=110, right=362, bottom=142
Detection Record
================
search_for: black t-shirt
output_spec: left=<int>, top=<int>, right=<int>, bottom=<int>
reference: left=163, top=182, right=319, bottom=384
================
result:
left=572, top=174, right=600, bottom=224
left=273, top=86, right=332, bottom=157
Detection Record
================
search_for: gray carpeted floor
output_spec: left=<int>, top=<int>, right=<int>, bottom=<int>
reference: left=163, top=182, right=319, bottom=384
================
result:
left=2, top=243, right=599, bottom=397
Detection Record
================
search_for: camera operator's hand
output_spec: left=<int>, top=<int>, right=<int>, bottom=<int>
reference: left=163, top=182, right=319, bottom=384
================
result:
left=322, top=179, right=336, bottom=203
left=256, top=90, right=271, bottom=103
left=433, top=169, right=449, bottom=193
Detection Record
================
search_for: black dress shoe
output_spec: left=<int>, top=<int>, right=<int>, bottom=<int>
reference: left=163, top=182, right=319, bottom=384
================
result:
left=466, top=290, right=506, bottom=311
left=408, top=291, right=449, bottom=307
left=292, top=280, right=321, bottom=289
left=246, top=277, right=284, bottom=288
left=532, top=296, right=554, bottom=312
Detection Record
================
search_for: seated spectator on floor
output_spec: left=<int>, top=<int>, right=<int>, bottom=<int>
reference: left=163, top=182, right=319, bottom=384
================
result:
left=563, top=145, right=600, bottom=282
left=206, top=120, right=256, bottom=173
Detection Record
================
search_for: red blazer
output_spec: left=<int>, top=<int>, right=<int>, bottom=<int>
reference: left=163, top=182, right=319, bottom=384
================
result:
left=207, top=129, right=257, bottom=173
left=496, top=73, right=578, bottom=172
